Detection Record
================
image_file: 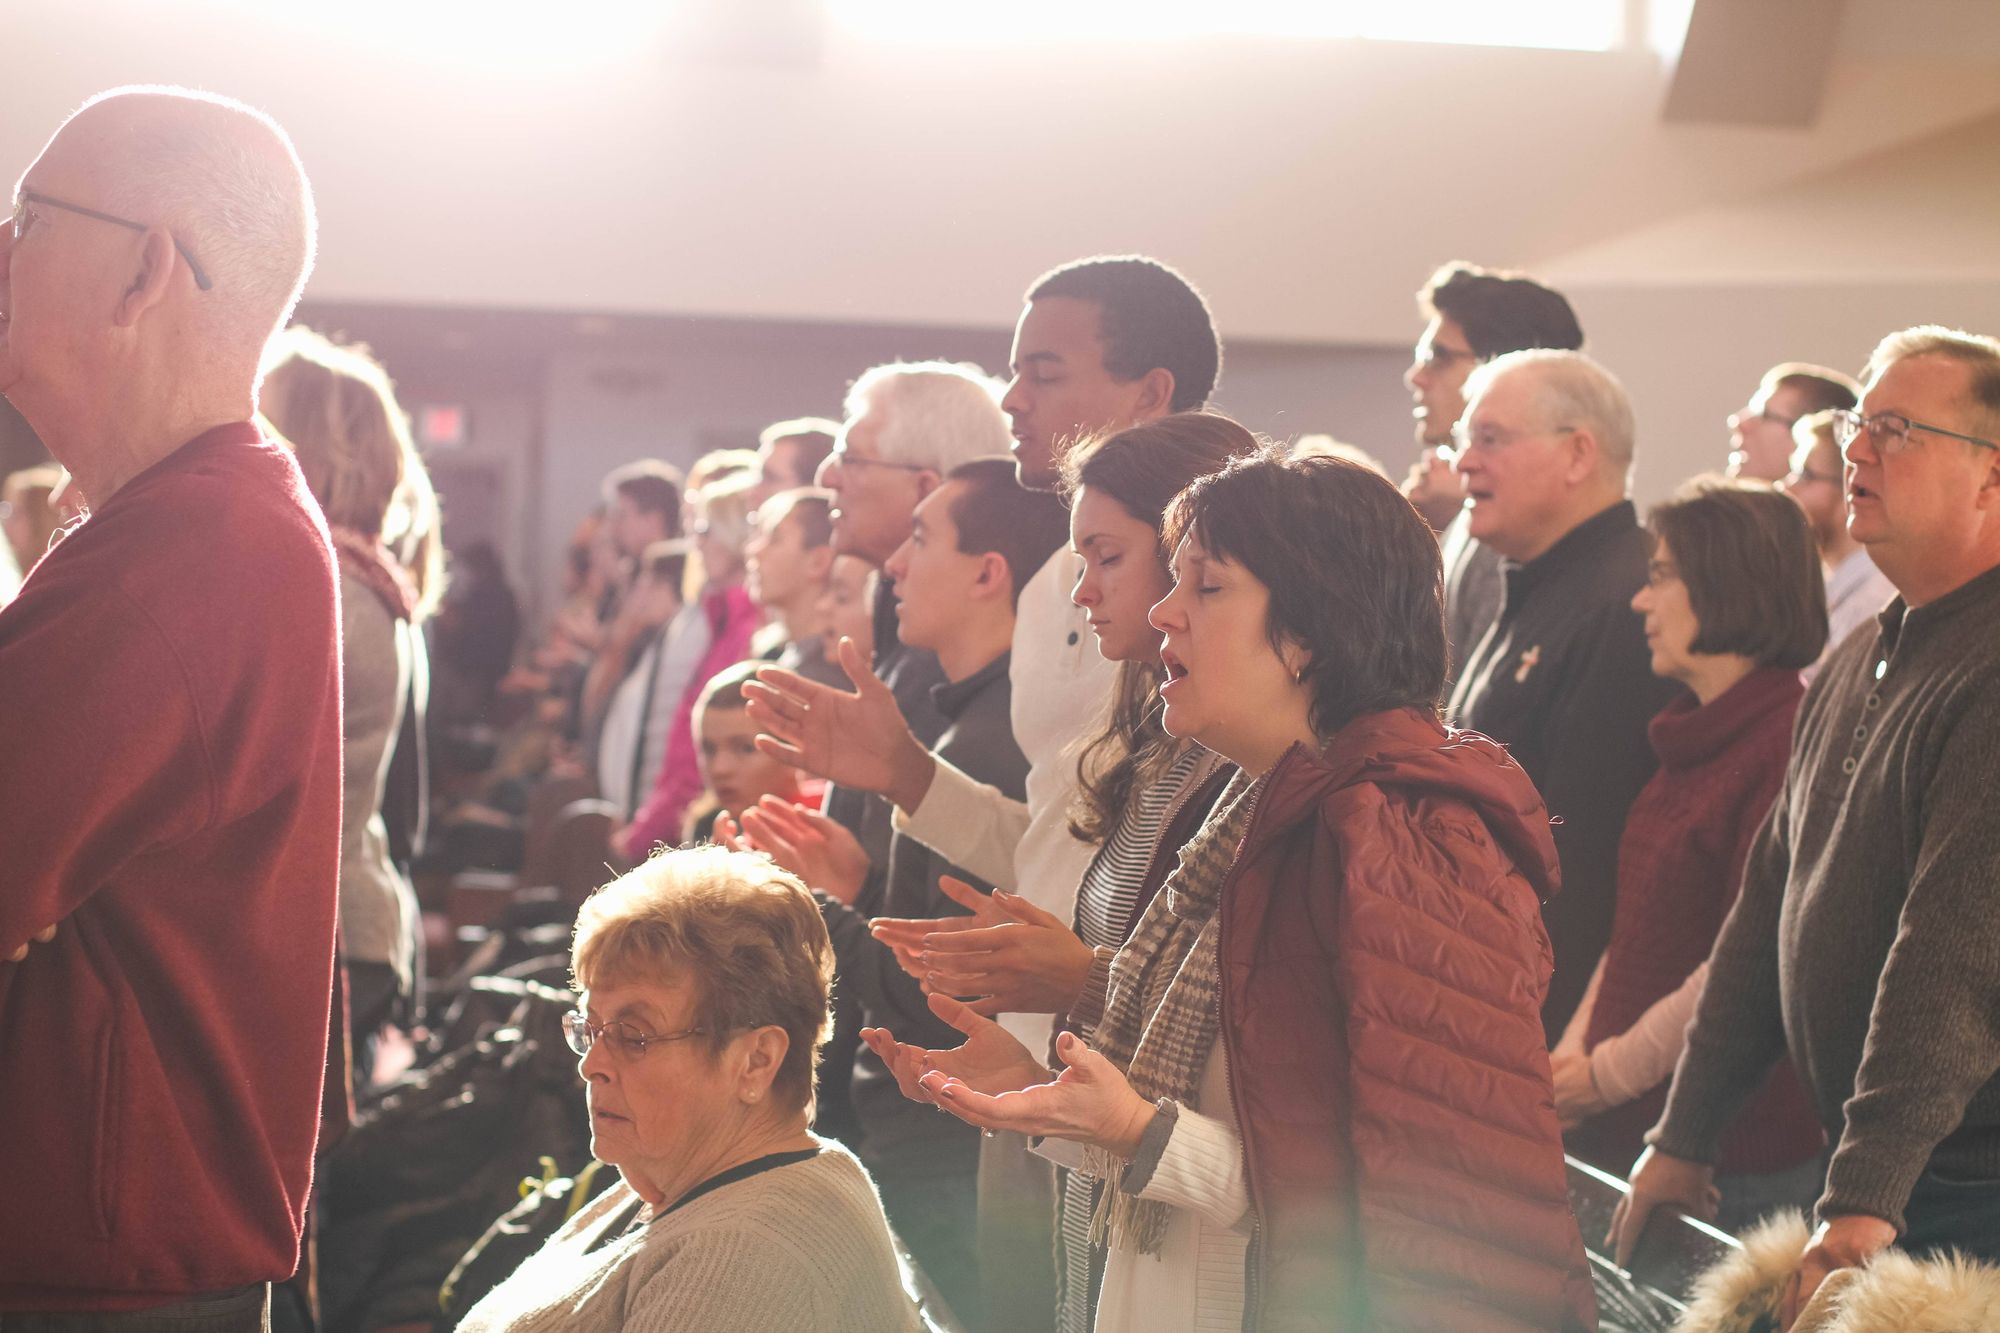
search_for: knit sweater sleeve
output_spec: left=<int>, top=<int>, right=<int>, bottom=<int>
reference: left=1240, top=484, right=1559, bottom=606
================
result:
left=1128, top=1106, right=1252, bottom=1232
left=891, top=757, right=1026, bottom=891
left=1818, top=699, right=2000, bottom=1230
left=1651, top=793, right=1792, bottom=1163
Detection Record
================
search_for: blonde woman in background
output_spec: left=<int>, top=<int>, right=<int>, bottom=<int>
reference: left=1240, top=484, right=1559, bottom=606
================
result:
left=262, top=326, right=441, bottom=1089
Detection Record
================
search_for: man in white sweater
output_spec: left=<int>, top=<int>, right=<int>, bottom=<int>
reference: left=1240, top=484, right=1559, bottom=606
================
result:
left=750, top=254, right=1222, bottom=1331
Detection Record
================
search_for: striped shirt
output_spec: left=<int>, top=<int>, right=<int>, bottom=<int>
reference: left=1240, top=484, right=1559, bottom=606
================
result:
left=1058, top=744, right=1216, bottom=1333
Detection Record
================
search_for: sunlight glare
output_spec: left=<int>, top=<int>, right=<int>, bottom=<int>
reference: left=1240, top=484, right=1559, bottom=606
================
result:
left=829, top=0, right=1624, bottom=51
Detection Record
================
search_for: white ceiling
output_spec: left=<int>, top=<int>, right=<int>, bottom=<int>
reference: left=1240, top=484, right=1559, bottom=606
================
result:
left=8, top=0, right=2000, bottom=345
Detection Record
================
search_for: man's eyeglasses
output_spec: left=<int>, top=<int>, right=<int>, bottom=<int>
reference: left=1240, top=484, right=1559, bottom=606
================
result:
left=1731, top=405, right=1798, bottom=429
left=1448, top=422, right=1577, bottom=455
left=10, top=190, right=213, bottom=292
left=562, top=1011, right=707, bottom=1060
left=1831, top=408, right=1998, bottom=456
left=825, top=447, right=928, bottom=474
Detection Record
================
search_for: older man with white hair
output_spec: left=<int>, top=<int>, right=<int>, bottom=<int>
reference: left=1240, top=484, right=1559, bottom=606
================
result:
left=0, top=88, right=340, bottom=1327
left=1446, top=350, right=1681, bottom=1038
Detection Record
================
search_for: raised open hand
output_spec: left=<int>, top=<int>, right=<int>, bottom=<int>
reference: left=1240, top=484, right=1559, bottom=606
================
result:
left=859, top=992, right=1051, bottom=1109
left=870, top=873, right=1012, bottom=983
left=730, top=796, right=872, bottom=905
left=873, top=875, right=1094, bottom=1017
left=922, top=1029, right=1157, bottom=1158
left=744, top=637, right=936, bottom=810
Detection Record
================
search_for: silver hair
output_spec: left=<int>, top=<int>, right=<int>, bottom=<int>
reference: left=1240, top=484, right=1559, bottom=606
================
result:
left=75, top=86, right=316, bottom=350
left=1467, top=347, right=1636, bottom=477
left=843, top=361, right=1012, bottom=472
left=1865, top=325, right=2000, bottom=442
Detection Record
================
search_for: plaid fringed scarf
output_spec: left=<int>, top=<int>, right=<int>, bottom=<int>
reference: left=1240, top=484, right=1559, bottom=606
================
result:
left=1085, top=768, right=1260, bottom=1256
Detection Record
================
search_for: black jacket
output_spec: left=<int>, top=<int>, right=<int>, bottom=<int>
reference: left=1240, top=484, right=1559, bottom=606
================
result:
left=1447, top=500, right=1684, bottom=1036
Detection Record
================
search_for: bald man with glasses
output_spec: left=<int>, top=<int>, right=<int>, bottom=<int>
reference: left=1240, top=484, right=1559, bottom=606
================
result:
left=0, top=88, right=340, bottom=1328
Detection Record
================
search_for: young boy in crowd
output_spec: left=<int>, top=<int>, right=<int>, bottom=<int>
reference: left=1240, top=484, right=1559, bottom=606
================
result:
left=746, top=487, right=840, bottom=686
left=828, top=457, right=1070, bottom=1324
left=681, top=660, right=811, bottom=845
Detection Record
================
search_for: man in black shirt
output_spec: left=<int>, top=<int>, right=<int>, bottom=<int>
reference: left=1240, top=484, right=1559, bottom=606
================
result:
left=1446, top=349, right=1682, bottom=1036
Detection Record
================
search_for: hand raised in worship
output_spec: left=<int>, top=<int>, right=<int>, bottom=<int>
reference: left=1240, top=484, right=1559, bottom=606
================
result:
left=743, top=637, right=937, bottom=812
left=1550, top=1048, right=1609, bottom=1130
left=1609, top=1146, right=1720, bottom=1269
left=1777, top=1214, right=1898, bottom=1330
left=1401, top=446, right=1467, bottom=533
left=5, top=923, right=59, bottom=963
left=870, top=873, right=1014, bottom=982
left=871, top=875, right=1095, bottom=1017
left=923, top=1028, right=1159, bottom=1159
left=724, top=796, right=872, bottom=904
left=859, top=993, right=1050, bottom=1107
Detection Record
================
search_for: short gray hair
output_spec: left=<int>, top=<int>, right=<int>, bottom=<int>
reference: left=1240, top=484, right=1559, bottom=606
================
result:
left=74, top=86, right=316, bottom=352
left=843, top=361, right=1012, bottom=473
left=1865, top=325, right=2000, bottom=444
left=1469, top=348, right=1636, bottom=479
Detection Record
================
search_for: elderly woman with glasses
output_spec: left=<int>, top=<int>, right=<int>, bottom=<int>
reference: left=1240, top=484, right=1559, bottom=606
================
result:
left=457, top=845, right=922, bottom=1333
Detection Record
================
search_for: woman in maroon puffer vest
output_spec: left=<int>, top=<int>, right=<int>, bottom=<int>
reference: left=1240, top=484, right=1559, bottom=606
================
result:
left=1553, top=478, right=1830, bottom=1231
left=865, top=448, right=1595, bottom=1332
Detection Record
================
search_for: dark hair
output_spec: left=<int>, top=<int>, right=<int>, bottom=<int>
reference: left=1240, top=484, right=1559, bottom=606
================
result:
left=1420, top=262, right=1584, bottom=361
left=603, top=459, right=686, bottom=538
left=1027, top=255, right=1221, bottom=412
left=941, top=458, right=1070, bottom=603
left=1164, top=446, right=1447, bottom=735
left=694, top=658, right=762, bottom=715
left=1764, top=362, right=1859, bottom=416
left=760, top=418, right=839, bottom=481
left=1646, top=478, right=1828, bottom=671
left=1060, top=413, right=1259, bottom=842
left=763, top=487, right=834, bottom=550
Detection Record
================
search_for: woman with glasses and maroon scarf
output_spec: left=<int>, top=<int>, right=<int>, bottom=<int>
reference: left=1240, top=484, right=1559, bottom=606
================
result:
left=458, top=845, right=920, bottom=1333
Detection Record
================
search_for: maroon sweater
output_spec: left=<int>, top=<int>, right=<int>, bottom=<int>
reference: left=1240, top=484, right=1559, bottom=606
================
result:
left=1574, top=666, right=1824, bottom=1176
left=0, top=424, right=343, bottom=1310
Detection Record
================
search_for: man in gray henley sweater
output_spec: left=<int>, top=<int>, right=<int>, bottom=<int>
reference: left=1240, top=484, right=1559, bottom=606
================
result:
left=1614, top=326, right=2000, bottom=1322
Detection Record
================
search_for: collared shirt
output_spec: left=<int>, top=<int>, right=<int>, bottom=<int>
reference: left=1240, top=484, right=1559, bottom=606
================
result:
left=1447, top=500, right=1683, bottom=1035
left=1810, top=546, right=1897, bottom=681
left=1657, top=560, right=2000, bottom=1232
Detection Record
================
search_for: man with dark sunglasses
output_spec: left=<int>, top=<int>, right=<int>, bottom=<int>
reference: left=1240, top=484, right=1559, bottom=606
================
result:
left=0, top=87, right=338, bottom=1330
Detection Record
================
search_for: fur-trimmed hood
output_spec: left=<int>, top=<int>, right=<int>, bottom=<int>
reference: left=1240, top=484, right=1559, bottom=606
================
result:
left=1675, top=1211, right=2000, bottom=1333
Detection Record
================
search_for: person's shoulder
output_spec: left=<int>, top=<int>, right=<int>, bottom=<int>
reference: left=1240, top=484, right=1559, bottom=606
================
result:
left=648, top=1149, right=900, bottom=1271
left=110, top=434, right=330, bottom=576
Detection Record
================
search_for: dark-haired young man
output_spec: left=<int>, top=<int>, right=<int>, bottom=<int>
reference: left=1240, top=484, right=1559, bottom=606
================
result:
left=749, top=255, right=1222, bottom=1331
left=811, top=460, right=1069, bottom=1326
left=1400, top=262, right=1585, bottom=676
